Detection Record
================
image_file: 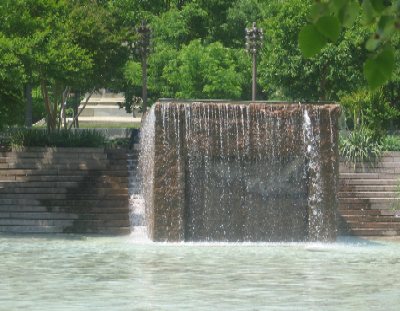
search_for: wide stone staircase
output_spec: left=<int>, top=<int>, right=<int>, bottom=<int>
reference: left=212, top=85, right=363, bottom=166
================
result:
left=0, top=147, right=131, bottom=234
left=338, top=152, right=400, bottom=236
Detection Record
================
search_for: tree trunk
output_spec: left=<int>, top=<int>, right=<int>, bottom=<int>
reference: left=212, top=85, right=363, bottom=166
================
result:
left=24, top=83, right=33, bottom=128
left=73, top=90, right=81, bottom=128
left=68, top=88, right=95, bottom=130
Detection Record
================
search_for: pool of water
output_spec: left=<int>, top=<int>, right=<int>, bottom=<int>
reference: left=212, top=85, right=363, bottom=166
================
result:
left=1, top=235, right=399, bottom=310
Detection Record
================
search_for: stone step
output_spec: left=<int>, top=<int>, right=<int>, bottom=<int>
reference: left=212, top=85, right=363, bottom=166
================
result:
left=0, top=193, right=128, bottom=200
left=339, top=178, right=399, bottom=185
left=345, top=222, right=400, bottom=230
left=339, top=197, right=399, bottom=203
left=338, top=209, right=382, bottom=216
left=0, top=181, right=129, bottom=188
left=0, top=187, right=128, bottom=195
left=0, top=169, right=128, bottom=177
left=10, top=176, right=127, bottom=183
left=0, top=212, right=129, bottom=220
left=338, top=192, right=398, bottom=198
left=4, top=147, right=107, bottom=154
left=338, top=209, right=400, bottom=217
left=339, top=215, right=400, bottom=222
left=0, top=198, right=127, bottom=207
left=340, top=167, right=399, bottom=174
left=339, top=201, right=400, bottom=210
left=2, top=154, right=108, bottom=162
left=340, top=161, right=400, bottom=169
left=344, top=228, right=399, bottom=236
left=0, top=219, right=130, bottom=227
left=0, top=205, right=129, bottom=213
left=339, top=185, right=398, bottom=192
left=0, top=225, right=130, bottom=234
left=2, top=163, right=111, bottom=170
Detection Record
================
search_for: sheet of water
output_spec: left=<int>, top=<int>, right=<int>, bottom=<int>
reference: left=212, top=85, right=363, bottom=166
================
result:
left=0, top=235, right=399, bottom=311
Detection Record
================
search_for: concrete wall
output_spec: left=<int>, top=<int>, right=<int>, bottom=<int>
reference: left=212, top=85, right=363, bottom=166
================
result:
left=0, top=147, right=130, bottom=234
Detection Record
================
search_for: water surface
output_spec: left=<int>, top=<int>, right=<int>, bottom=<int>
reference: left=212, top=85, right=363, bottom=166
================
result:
left=1, top=235, right=399, bottom=310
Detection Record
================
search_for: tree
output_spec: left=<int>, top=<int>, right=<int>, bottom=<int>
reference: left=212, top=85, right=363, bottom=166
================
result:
left=163, top=40, right=247, bottom=99
left=0, top=36, right=25, bottom=128
left=299, top=0, right=400, bottom=89
left=0, top=0, right=130, bottom=131
left=259, top=0, right=369, bottom=101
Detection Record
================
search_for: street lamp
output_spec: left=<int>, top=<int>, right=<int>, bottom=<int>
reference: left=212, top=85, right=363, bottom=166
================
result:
left=136, top=20, right=151, bottom=113
left=245, top=22, right=263, bottom=101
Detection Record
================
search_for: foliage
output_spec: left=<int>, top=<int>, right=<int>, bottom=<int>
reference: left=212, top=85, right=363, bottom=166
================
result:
left=259, top=0, right=369, bottom=101
left=0, top=35, right=25, bottom=128
left=0, top=0, right=129, bottom=131
left=1, top=0, right=399, bottom=125
left=163, top=40, right=246, bottom=99
left=106, top=138, right=130, bottom=149
left=9, top=129, right=107, bottom=148
left=299, top=0, right=400, bottom=89
left=340, top=89, right=398, bottom=134
left=339, top=127, right=383, bottom=165
left=381, top=135, right=400, bottom=151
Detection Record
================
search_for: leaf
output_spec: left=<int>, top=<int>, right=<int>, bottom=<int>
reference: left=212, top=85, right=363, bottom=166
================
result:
left=365, top=37, right=380, bottom=51
left=298, top=24, right=327, bottom=58
left=310, top=3, right=330, bottom=22
left=370, top=0, right=387, bottom=13
left=338, top=0, right=360, bottom=27
left=315, top=16, right=341, bottom=42
left=362, top=0, right=377, bottom=24
left=363, top=48, right=395, bottom=89
left=330, top=0, right=347, bottom=13
left=378, top=16, right=395, bottom=36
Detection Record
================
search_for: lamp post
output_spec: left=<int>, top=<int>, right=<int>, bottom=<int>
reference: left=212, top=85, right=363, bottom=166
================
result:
left=245, top=22, right=263, bottom=101
left=136, top=20, right=151, bottom=113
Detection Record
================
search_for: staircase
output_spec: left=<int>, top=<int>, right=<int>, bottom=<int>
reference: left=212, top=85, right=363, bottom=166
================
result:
left=338, top=152, right=400, bottom=236
left=0, top=147, right=130, bottom=234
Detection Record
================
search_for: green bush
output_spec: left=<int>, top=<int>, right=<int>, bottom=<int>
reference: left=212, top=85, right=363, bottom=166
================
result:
left=340, top=128, right=382, bottom=165
left=340, top=89, right=398, bottom=137
left=9, top=129, right=107, bottom=148
left=106, top=138, right=130, bottom=149
left=381, top=135, right=400, bottom=151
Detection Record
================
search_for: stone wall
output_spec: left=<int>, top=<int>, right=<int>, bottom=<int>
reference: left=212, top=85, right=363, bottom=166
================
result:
left=145, top=101, right=340, bottom=242
left=0, top=147, right=130, bottom=234
left=338, top=152, right=400, bottom=236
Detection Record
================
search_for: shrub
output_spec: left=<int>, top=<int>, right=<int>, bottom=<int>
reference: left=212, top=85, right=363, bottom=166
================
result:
left=340, top=89, right=398, bottom=137
left=339, top=128, right=382, bottom=165
left=9, top=129, right=107, bottom=148
left=381, top=135, right=400, bottom=151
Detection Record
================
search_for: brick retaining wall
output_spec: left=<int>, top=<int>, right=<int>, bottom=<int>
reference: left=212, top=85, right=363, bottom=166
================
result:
left=338, top=151, right=400, bottom=236
left=0, top=147, right=131, bottom=234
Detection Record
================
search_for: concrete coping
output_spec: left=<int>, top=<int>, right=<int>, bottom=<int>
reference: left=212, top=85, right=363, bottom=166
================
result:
left=157, top=98, right=338, bottom=105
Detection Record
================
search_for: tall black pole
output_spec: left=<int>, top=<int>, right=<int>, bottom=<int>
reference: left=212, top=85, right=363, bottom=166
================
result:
left=252, top=53, right=257, bottom=101
left=141, top=53, right=147, bottom=113
left=245, top=22, right=263, bottom=101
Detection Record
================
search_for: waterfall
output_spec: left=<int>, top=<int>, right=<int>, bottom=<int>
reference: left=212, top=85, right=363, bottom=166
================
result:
left=137, top=101, right=340, bottom=242
left=128, top=108, right=155, bottom=241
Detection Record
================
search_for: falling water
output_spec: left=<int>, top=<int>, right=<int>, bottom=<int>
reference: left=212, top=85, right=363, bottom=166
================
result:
left=139, top=101, right=340, bottom=242
left=128, top=108, right=155, bottom=241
